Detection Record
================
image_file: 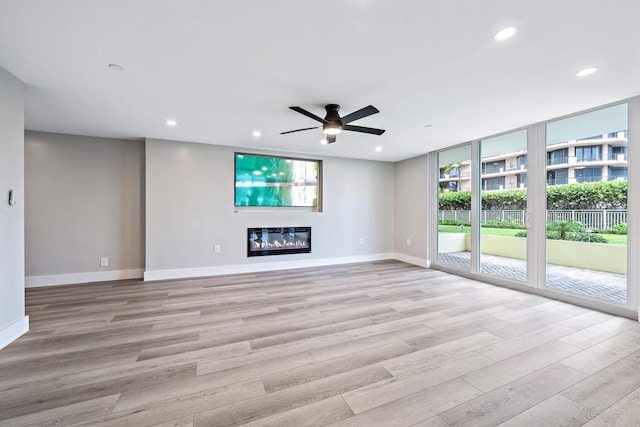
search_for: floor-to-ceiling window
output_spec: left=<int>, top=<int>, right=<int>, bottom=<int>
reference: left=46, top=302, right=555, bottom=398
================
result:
left=437, top=145, right=472, bottom=270
left=479, top=130, right=527, bottom=282
left=432, top=98, right=636, bottom=316
left=545, top=103, right=628, bottom=304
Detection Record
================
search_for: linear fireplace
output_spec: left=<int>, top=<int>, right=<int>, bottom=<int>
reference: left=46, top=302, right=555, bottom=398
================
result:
left=247, top=227, right=311, bottom=257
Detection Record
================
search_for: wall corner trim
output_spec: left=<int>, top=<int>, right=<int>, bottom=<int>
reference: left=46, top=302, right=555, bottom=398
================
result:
left=0, top=316, right=29, bottom=350
left=143, top=254, right=394, bottom=281
left=26, top=269, right=144, bottom=288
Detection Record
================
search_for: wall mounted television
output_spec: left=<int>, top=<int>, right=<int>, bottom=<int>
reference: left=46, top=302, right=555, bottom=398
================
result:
left=234, top=153, right=321, bottom=207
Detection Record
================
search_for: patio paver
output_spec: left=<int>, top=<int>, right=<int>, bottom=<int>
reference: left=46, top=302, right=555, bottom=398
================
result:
left=437, top=252, right=627, bottom=304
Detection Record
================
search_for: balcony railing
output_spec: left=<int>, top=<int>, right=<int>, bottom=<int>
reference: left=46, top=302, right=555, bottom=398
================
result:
left=546, top=178, right=569, bottom=186
left=547, top=156, right=569, bottom=166
left=575, top=176, right=602, bottom=183
left=576, top=156, right=602, bottom=162
left=483, top=184, right=503, bottom=191
left=438, top=209, right=627, bottom=231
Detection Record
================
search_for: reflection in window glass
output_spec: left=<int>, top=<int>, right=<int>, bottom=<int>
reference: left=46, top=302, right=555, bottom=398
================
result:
left=235, top=153, right=320, bottom=207
left=545, top=103, right=628, bottom=304
left=437, top=145, right=472, bottom=270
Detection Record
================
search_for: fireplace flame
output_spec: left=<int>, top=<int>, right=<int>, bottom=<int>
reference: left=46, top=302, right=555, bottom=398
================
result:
left=254, top=239, right=308, bottom=249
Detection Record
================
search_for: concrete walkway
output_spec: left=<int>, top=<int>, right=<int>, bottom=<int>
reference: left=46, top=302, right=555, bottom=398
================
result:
left=437, top=251, right=627, bottom=304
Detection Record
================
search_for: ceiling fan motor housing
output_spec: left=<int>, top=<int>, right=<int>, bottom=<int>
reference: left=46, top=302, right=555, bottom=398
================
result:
left=323, top=104, right=342, bottom=135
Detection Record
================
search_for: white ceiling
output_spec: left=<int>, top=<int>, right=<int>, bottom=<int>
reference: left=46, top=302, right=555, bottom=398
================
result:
left=1, top=0, right=639, bottom=162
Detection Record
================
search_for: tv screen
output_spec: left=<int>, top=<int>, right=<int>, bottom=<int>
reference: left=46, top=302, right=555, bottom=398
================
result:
left=235, top=153, right=320, bottom=207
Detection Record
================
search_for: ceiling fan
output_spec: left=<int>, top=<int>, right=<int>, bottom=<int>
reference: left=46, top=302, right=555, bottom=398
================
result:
left=281, top=104, right=385, bottom=144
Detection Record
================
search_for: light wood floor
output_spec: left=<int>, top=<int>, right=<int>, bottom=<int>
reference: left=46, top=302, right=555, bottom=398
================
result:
left=2, top=260, right=640, bottom=426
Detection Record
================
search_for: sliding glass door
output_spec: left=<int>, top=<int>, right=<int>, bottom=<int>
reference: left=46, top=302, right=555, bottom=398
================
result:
left=479, top=130, right=528, bottom=282
left=544, top=104, right=628, bottom=303
left=437, top=145, right=472, bottom=270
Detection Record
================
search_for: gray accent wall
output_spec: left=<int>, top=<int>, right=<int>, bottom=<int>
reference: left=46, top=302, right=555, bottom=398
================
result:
left=394, top=154, right=429, bottom=264
left=25, top=132, right=145, bottom=279
left=0, top=66, right=25, bottom=332
left=145, top=138, right=394, bottom=274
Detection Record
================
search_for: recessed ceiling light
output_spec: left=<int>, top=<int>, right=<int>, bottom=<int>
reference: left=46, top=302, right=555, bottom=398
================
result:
left=576, top=67, right=598, bottom=77
left=252, top=130, right=261, bottom=137
left=108, top=63, right=124, bottom=71
left=320, top=139, right=328, bottom=145
left=375, top=146, right=383, bottom=152
left=166, top=119, right=177, bottom=127
left=494, top=26, right=518, bottom=41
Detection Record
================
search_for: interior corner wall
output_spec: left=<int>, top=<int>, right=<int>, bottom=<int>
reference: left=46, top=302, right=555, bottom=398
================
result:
left=144, top=138, right=394, bottom=279
left=24, top=131, right=145, bottom=286
left=393, top=154, right=430, bottom=267
left=0, top=66, right=27, bottom=348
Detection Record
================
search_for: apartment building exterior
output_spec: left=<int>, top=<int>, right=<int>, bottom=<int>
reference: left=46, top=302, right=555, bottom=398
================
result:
left=439, top=131, right=628, bottom=192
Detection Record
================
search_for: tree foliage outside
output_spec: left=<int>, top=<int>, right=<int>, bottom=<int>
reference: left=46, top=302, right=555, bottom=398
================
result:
left=438, top=180, right=628, bottom=211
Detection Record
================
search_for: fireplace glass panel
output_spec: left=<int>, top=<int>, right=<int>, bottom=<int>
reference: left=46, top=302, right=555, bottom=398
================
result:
left=247, top=227, right=311, bottom=257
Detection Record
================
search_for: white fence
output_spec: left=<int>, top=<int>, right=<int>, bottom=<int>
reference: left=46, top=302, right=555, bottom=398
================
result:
left=439, top=210, right=627, bottom=230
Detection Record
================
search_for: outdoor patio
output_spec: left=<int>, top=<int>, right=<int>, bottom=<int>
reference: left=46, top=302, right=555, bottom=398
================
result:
left=437, top=251, right=627, bottom=304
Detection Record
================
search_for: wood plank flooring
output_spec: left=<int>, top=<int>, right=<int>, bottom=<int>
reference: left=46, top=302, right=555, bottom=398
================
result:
left=2, top=260, right=640, bottom=426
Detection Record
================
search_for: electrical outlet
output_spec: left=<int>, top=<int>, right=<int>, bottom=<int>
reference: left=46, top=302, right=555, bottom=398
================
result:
left=359, top=238, right=364, bottom=245
left=406, top=238, right=411, bottom=246
left=100, top=257, right=109, bottom=267
left=214, top=245, right=221, bottom=253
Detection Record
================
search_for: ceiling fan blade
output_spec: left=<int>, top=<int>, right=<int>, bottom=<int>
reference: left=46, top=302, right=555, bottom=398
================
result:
left=289, top=106, right=328, bottom=123
left=280, top=126, right=320, bottom=135
left=342, top=124, right=386, bottom=135
left=327, top=135, right=337, bottom=144
left=340, top=105, right=379, bottom=124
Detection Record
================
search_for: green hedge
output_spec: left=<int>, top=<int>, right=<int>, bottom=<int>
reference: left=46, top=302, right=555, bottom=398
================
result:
left=546, top=180, right=627, bottom=209
left=439, top=180, right=627, bottom=210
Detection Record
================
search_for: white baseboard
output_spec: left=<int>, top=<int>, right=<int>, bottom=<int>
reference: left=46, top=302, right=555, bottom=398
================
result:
left=393, top=253, right=431, bottom=268
left=26, top=269, right=144, bottom=288
left=0, top=316, right=29, bottom=350
left=144, top=253, right=394, bottom=281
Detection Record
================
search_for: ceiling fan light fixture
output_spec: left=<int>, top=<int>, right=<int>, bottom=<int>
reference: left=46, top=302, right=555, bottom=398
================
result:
left=323, top=123, right=342, bottom=135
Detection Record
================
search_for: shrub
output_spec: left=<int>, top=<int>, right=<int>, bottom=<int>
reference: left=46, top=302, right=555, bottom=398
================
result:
left=611, top=222, right=628, bottom=235
left=516, top=221, right=608, bottom=243
left=483, top=220, right=526, bottom=230
left=546, top=220, right=586, bottom=240
left=439, top=219, right=462, bottom=226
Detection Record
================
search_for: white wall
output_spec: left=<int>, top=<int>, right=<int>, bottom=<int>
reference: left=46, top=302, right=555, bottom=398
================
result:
left=24, top=132, right=145, bottom=286
left=0, top=66, right=28, bottom=349
left=393, top=154, right=430, bottom=267
left=145, top=138, right=394, bottom=279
